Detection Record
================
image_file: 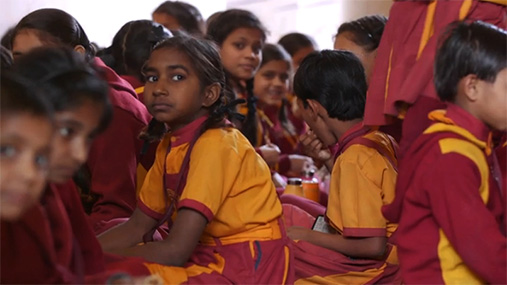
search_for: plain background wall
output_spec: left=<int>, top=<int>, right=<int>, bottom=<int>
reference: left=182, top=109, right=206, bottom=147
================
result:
left=1, top=0, right=392, bottom=50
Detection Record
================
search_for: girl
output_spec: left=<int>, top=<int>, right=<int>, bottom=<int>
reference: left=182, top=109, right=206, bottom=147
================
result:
left=206, top=9, right=265, bottom=145
left=0, top=72, right=53, bottom=222
left=253, top=43, right=311, bottom=176
left=278, top=32, right=318, bottom=70
left=152, top=1, right=204, bottom=36
left=333, top=15, right=387, bottom=84
left=10, top=8, right=154, bottom=234
left=100, top=20, right=172, bottom=102
left=2, top=46, right=152, bottom=284
left=207, top=9, right=298, bottom=178
left=98, top=35, right=293, bottom=284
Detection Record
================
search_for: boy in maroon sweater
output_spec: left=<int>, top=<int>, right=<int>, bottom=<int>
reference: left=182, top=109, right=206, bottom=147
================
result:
left=383, top=21, right=507, bottom=284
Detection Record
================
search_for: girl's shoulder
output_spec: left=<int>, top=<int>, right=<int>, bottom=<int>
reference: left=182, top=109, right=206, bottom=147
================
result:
left=194, top=127, right=254, bottom=155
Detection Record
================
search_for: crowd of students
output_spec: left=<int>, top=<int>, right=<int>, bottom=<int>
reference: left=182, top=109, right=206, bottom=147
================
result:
left=0, top=0, right=506, bottom=284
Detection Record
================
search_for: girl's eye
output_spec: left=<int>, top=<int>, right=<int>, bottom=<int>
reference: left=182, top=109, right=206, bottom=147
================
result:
left=58, top=127, right=74, bottom=138
left=234, top=43, right=245, bottom=49
left=35, top=154, right=49, bottom=169
left=0, top=145, right=16, bottom=158
left=262, top=72, right=275, bottom=80
left=171, top=74, right=184, bottom=81
left=145, top=75, right=158, bottom=83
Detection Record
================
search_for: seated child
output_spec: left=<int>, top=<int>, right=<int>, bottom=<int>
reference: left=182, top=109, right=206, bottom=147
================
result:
left=383, top=21, right=507, bottom=284
left=288, top=49, right=400, bottom=284
left=98, top=35, right=293, bottom=284
left=0, top=72, right=53, bottom=223
left=253, top=43, right=312, bottom=177
left=2, top=46, right=150, bottom=284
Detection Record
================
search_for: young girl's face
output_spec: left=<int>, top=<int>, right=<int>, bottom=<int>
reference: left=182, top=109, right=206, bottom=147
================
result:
left=220, top=27, right=263, bottom=81
left=0, top=113, right=53, bottom=221
left=11, top=29, right=45, bottom=60
left=292, top=46, right=316, bottom=70
left=253, top=60, right=290, bottom=107
left=334, top=32, right=376, bottom=84
left=49, top=99, right=104, bottom=183
left=143, top=48, right=208, bottom=132
left=152, top=13, right=181, bottom=31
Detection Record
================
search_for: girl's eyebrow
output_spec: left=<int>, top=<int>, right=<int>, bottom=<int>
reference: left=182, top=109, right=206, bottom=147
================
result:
left=166, top=64, right=189, bottom=73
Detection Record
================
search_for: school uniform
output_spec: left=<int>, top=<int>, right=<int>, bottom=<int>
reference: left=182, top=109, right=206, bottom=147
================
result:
left=292, top=123, right=400, bottom=284
left=121, top=75, right=145, bottom=103
left=0, top=181, right=151, bottom=284
left=256, top=104, right=307, bottom=175
left=88, top=58, right=153, bottom=234
left=383, top=104, right=506, bottom=283
left=120, top=74, right=159, bottom=197
left=138, top=116, right=293, bottom=284
left=364, top=0, right=506, bottom=157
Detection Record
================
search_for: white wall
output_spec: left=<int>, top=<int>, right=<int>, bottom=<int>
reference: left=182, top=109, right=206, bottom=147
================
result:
left=1, top=0, right=391, bottom=50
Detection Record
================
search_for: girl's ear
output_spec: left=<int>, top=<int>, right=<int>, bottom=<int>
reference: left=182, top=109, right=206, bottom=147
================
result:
left=202, top=83, right=221, bottom=107
left=74, top=45, right=86, bottom=56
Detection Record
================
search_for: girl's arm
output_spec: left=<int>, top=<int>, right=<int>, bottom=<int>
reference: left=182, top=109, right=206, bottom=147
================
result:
left=287, top=226, right=387, bottom=259
left=98, top=207, right=158, bottom=252
left=102, top=208, right=208, bottom=267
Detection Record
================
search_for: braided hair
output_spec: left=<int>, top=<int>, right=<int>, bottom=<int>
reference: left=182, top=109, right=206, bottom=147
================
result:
left=335, top=15, right=387, bottom=53
left=141, top=35, right=244, bottom=142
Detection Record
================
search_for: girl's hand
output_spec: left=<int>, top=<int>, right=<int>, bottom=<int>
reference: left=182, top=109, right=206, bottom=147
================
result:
left=287, top=226, right=313, bottom=241
left=288, top=154, right=314, bottom=174
left=258, top=144, right=281, bottom=167
left=299, top=131, right=331, bottom=162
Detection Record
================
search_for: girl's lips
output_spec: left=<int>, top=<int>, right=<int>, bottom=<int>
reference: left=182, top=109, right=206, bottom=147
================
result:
left=239, top=64, right=256, bottom=72
left=151, top=103, right=172, bottom=112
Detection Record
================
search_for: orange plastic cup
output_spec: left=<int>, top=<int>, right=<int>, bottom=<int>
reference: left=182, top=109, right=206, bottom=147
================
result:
left=302, top=181, right=320, bottom=203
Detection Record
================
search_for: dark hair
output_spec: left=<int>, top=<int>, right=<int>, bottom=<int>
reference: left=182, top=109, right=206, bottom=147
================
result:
left=1, top=71, right=53, bottom=120
left=12, top=8, right=94, bottom=61
left=100, top=20, right=172, bottom=83
left=336, top=15, right=387, bottom=53
left=1, top=45, right=12, bottom=69
left=278, top=32, right=317, bottom=57
left=294, top=50, right=367, bottom=121
left=205, top=11, right=223, bottom=31
left=11, top=46, right=112, bottom=133
left=1, top=27, right=15, bottom=50
left=206, top=9, right=267, bottom=45
left=142, top=35, right=241, bottom=141
left=153, top=1, right=204, bottom=36
left=434, top=21, right=507, bottom=102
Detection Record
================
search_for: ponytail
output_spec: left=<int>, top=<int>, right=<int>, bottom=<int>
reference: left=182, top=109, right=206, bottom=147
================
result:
left=240, top=78, right=258, bottom=145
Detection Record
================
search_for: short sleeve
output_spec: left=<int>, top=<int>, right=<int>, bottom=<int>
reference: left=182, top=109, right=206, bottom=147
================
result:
left=327, top=147, right=389, bottom=237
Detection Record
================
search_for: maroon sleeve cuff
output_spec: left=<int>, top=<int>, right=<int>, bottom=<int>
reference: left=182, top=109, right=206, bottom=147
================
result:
left=342, top=227, right=386, bottom=238
left=137, top=200, right=164, bottom=221
left=255, top=147, right=263, bottom=156
left=178, top=199, right=214, bottom=222
left=277, top=154, right=291, bottom=174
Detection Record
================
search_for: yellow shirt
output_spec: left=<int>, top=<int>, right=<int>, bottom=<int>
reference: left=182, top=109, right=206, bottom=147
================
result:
left=139, top=125, right=283, bottom=245
left=327, top=130, right=398, bottom=239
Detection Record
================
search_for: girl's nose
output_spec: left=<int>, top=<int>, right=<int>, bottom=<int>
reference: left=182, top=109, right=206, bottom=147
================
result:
left=72, top=139, right=88, bottom=165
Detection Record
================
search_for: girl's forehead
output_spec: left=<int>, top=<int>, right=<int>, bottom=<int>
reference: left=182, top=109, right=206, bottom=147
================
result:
left=149, top=48, right=191, bottom=66
left=226, top=27, right=264, bottom=42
